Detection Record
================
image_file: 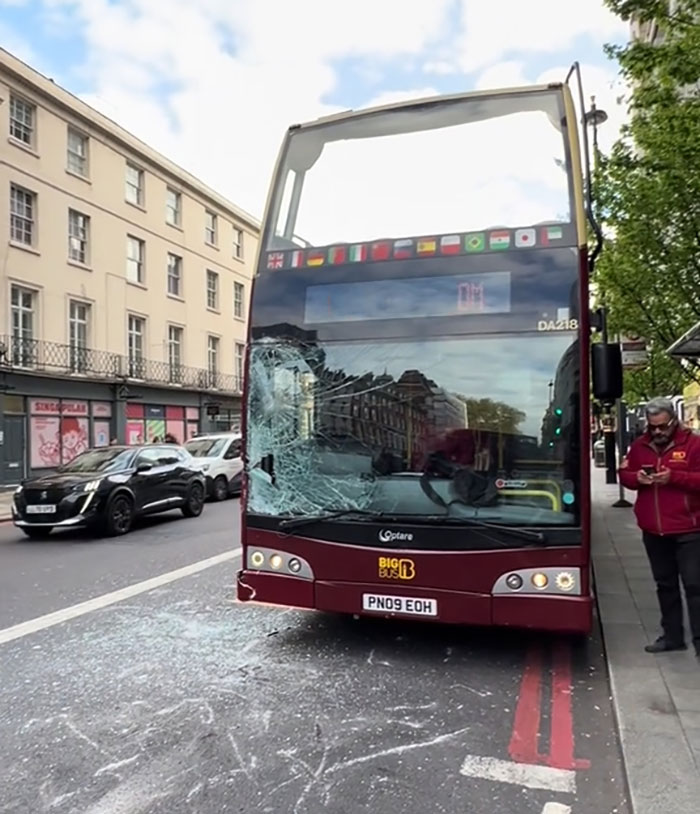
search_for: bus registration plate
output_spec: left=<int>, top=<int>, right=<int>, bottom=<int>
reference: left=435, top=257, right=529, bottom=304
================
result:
left=362, top=593, right=437, bottom=617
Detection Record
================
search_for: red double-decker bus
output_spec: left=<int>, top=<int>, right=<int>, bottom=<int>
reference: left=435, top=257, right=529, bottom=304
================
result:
left=238, top=75, right=603, bottom=633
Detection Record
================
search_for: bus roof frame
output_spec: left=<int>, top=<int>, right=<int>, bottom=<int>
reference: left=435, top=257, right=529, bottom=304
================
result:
left=288, top=82, right=565, bottom=133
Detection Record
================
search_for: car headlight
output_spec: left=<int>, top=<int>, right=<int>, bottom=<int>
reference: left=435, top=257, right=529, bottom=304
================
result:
left=82, top=479, right=102, bottom=492
left=14, top=485, right=23, bottom=495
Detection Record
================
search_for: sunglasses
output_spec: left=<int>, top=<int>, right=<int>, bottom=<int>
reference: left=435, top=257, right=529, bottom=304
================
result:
left=648, top=421, right=674, bottom=433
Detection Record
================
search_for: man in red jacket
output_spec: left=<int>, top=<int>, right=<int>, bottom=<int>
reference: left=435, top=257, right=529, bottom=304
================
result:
left=619, top=397, right=700, bottom=658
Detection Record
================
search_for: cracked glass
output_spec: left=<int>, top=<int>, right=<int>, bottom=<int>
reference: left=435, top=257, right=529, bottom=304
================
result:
left=247, top=333, right=580, bottom=526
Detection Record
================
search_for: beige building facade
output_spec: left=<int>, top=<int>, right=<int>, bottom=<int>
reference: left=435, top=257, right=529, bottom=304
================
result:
left=0, top=48, right=259, bottom=484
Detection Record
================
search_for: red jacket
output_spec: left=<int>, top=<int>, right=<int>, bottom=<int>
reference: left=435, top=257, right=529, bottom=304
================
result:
left=618, top=426, right=700, bottom=535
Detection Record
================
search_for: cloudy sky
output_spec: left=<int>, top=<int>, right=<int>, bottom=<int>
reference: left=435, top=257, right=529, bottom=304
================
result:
left=1, top=0, right=629, bottom=220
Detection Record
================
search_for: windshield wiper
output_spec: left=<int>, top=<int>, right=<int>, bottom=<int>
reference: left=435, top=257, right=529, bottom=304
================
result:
left=416, top=515, right=547, bottom=544
left=277, top=510, right=546, bottom=544
left=278, top=509, right=386, bottom=532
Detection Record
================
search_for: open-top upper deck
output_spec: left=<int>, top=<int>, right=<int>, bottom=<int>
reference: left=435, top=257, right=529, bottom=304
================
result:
left=259, top=82, right=587, bottom=262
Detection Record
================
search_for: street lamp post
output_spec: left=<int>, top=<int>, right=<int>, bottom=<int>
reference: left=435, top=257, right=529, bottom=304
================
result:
left=584, top=96, right=621, bottom=490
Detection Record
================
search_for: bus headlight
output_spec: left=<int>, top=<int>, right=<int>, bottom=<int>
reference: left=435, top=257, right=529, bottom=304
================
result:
left=288, top=558, right=302, bottom=573
left=505, top=574, right=523, bottom=590
left=250, top=551, right=265, bottom=568
left=555, top=571, right=575, bottom=592
left=531, top=573, right=549, bottom=590
left=270, top=554, right=283, bottom=570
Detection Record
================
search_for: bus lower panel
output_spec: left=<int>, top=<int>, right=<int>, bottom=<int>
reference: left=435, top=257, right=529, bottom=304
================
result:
left=492, top=595, right=592, bottom=634
left=237, top=571, right=315, bottom=609
left=238, top=571, right=592, bottom=633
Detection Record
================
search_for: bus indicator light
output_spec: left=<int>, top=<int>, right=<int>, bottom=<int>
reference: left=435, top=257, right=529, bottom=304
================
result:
left=531, top=573, right=549, bottom=589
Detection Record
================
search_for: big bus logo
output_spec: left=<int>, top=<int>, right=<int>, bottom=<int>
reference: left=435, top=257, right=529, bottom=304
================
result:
left=378, top=556, right=416, bottom=581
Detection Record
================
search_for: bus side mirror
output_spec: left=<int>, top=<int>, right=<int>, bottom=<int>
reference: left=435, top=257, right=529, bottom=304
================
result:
left=592, top=343, right=623, bottom=402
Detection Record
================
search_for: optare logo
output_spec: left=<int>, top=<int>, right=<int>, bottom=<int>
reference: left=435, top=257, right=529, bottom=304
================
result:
left=378, top=529, right=414, bottom=543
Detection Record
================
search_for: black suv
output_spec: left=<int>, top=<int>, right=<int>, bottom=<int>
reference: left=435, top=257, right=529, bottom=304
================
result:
left=12, top=444, right=206, bottom=538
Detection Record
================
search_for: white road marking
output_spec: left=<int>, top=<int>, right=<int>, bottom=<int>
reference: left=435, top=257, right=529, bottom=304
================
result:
left=459, top=755, right=576, bottom=794
left=0, top=548, right=242, bottom=645
left=542, top=803, right=572, bottom=814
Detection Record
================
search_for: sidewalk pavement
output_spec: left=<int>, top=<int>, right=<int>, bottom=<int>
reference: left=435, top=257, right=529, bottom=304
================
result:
left=0, top=489, right=14, bottom=521
left=592, top=466, right=700, bottom=814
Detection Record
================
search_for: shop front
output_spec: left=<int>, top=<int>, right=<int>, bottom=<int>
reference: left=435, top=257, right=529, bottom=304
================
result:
left=125, top=403, right=200, bottom=446
left=0, top=371, right=240, bottom=485
left=29, top=398, right=114, bottom=469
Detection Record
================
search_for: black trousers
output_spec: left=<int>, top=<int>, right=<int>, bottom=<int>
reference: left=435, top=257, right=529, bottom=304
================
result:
left=643, top=531, right=700, bottom=647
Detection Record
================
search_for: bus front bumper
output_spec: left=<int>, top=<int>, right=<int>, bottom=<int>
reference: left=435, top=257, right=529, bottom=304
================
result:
left=236, top=571, right=592, bottom=634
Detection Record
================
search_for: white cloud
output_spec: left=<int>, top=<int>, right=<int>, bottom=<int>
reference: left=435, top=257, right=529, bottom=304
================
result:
left=456, top=0, right=627, bottom=73
left=14, top=0, right=629, bottom=227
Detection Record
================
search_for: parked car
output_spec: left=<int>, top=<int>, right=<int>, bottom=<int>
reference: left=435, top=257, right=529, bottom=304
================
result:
left=12, top=444, right=206, bottom=538
left=184, top=433, right=242, bottom=500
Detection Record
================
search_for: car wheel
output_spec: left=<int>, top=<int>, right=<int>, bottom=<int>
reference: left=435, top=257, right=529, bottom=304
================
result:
left=105, top=494, right=134, bottom=536
left=182, top=482, right=205, bottom=517
left=21, top=527, right=53, bottom=539
left=212, top=476, right=228, bottom=502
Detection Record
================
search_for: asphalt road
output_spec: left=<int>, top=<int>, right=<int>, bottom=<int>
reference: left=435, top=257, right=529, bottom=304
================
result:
left=0, top=499, right=239, bottom=629
left=0, top=503, right=631, bottom=814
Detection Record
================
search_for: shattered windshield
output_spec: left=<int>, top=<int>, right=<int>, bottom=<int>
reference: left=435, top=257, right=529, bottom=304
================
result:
left=268, top=90, right=571, bottom=249
left=246, top=333, right=580, bottom=526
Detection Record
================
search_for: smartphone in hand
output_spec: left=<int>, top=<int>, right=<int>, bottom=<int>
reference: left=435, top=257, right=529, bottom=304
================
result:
left=642, top=465, right=656, bottom=476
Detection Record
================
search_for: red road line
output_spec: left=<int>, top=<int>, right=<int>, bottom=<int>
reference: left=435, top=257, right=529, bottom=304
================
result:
left=508, top=643, right=543, bottom=764
left=548, top=641, right=591, bottom=770
left=509, top=641, right=590, bottom=771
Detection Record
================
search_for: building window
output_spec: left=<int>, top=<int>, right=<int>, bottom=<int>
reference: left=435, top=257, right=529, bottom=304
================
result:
left=9, top=95, right=35, bottom=147
left=127, top=314, right=145, bottom=377
left=67, top=128, right=89, bottom=176
left=206, top=269, right=219, bottom=310
left=125, top=163, right=144, bottom=206
left=234, top=281, right=245, bottom=319
left=233, top=227, right=244, bottom=259
left=167, top=253, right=182, bottom=297
left=166, top=187, right=181, bottom=226
left=168, top=325, right=183, bottom=383
left=68, top=209, right=90, bottom=264
left=207, top=335, right=220, bottom=383
left=205, top=210, right=218, bottom=245
left=235, top=342, right=245, bottom=388
left=10, top=285, right=36, bottom=367
left=69, top=300, right=90, bottom=373
left=126, top=236, right=145, bottom=284
left=10, top=184, right=35, bottom=246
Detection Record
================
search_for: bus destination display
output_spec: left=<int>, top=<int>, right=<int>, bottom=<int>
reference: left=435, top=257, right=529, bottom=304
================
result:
left=304, top=272, right=511, bottom=324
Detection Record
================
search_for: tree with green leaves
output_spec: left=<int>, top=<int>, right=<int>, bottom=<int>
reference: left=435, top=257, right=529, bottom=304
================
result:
left=461, top=397, right=526, bottom=434
left=596, top=0, right=700, bottom=401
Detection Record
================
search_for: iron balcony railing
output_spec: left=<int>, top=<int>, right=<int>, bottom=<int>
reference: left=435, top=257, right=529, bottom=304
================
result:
left=0, top=335, right=242, bottom=395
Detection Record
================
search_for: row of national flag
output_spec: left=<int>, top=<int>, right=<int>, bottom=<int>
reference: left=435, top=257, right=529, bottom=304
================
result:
left=265, top=225, right=566, bottom=269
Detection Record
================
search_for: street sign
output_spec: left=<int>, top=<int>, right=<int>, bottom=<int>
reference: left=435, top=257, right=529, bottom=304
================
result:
left=620, top=336, right=648, bottom=368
